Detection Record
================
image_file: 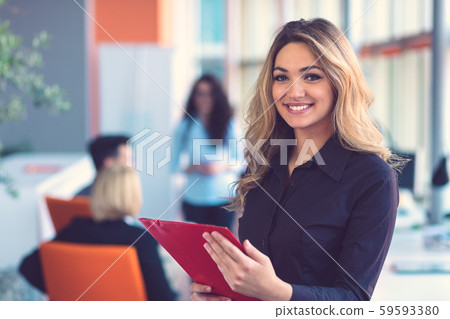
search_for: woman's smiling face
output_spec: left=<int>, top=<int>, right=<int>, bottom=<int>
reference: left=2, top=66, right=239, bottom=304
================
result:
left=272, top=42, right=335, bottom=137
left=194, top=81, right=214, bottom=118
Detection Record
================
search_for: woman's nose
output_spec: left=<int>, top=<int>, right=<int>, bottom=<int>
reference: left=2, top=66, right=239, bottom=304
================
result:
left=287, top=78, right=306, bottom=99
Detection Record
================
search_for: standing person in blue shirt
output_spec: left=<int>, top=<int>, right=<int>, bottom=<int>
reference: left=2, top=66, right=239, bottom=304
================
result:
left=190, top=18, right=401, bottom=301
left=171, top=74, right=242, bottom=229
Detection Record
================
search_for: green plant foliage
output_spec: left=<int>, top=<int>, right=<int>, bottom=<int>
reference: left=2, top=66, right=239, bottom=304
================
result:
left=0, top=23, right=71, bottom=123
left=0, top=0, right=71, bottom=197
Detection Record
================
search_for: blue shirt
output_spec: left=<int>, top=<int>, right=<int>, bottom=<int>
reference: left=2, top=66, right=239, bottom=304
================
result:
left=239, top=135, right=399, bottom=300
left=76, top=183, right=93, bottom=196
left=170, top=116, right=243, bottom=206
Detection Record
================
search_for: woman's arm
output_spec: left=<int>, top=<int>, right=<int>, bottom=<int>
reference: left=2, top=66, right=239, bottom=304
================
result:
left=19, top=249, right=46, bottom=292
left=18, top=221, right=79, bottom=293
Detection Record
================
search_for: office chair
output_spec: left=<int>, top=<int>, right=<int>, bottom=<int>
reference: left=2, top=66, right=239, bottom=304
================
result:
left=40, top=241, right=147, bottom=301
left=45, top=196, right=92, bottom=232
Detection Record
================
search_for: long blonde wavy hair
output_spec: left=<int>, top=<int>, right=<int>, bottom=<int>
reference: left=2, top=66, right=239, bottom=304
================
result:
left=229, top=18, right=401, bottom=211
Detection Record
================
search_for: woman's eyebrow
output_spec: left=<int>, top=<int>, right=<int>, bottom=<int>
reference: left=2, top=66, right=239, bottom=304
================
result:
left=299, top=65, right=322, bottom=72
left=273, top=66, right=288, bottom=73
left=273, top=65, right=322, bottom=73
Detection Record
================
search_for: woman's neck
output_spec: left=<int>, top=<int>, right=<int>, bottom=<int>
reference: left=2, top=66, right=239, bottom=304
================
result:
left=198, top=113, right=210, bottom=126
left=290, top=124, right=333, bottom=166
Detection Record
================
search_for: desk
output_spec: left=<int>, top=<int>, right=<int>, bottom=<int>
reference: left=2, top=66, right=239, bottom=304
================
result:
left=372, top=229, right=450, bottom=300
left=0, top=153, right=94, bottom=269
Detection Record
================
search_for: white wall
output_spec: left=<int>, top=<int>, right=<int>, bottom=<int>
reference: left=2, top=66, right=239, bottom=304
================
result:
left=99, top=44, right=177, bottom=220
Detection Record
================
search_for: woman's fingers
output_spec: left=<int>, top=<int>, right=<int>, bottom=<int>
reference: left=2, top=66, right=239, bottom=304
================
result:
left=203, top=233, right=235, bottom=270
left=201, top=233, right=286, bottom=300
left=191, top=293, right=231, bottom=301
left=190, top=282, right=212, bottom=293
left=243, top=239, right=269, bottom=264
left=189, top=282, right=231, bottom=301
left=203, top=231, right=247, bottom=264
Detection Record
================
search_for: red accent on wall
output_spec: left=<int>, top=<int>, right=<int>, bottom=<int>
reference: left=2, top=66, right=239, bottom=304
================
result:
left=358, top=32, right=431, bottom=59
left=379, top=45, right=402, bottom=57
left=94, top=0, right=159, bottom=43
left=88, top=0, right=172, bottom=136
left=408, top=33, right=431, bottom=50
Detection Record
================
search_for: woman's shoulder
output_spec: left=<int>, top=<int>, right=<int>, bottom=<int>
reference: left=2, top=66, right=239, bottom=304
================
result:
left=347, top=151, right=397, bottom=182
left=124, top=223, right=159, bottom=248
left=350, top=151, right=392, bottom=169
left=63, top=218, right=146, bottom=237
left=180, top=115, right=194, bottom=125
left=174, top=116, right=197, bottom=133
left=62, top=217, right=95, bottom=230
left=226, top=117, right=238, bottom=130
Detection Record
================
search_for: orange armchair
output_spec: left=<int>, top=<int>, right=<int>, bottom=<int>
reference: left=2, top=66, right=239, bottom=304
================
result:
left=39, top=241, right=147, bottom=301
left=45, top=196, right=92, bottom=232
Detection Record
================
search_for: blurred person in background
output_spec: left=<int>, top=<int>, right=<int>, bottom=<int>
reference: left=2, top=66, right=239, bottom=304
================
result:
left=171, top=74, right=242, bottom=230
left=76, top=135, right=130, bottom=196
left=20, top=165, right=176, bottom=301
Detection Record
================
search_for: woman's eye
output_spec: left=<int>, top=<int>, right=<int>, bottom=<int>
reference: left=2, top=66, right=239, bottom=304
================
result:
left=273, top=74, right=288, bottom=82
left=304, top=73, right=322, bottom=81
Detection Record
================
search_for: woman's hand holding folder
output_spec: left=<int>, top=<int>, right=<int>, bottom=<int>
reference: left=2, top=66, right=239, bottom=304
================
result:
left=190, top=231, right=293, bottom=301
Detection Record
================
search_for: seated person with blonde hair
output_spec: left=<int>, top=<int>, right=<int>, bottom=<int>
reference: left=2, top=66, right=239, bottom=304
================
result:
left=20, top=165, right=176, bottom=301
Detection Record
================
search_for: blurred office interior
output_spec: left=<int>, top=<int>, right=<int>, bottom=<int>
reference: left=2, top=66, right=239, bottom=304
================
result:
left=0, top=0, right=449, bottom=300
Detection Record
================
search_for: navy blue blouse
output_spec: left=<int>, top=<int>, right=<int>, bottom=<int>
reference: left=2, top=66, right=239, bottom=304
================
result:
left=238, top=135, right=398, bottom=300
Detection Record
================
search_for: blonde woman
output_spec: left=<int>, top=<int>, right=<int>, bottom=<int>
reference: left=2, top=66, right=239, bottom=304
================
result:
left=20, top=165, right=175, bottom=301
left=191, top=18, right=399, bottom=301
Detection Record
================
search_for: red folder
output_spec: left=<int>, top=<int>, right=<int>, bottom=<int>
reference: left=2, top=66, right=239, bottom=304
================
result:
left=139, top=218, right=259, bottom=301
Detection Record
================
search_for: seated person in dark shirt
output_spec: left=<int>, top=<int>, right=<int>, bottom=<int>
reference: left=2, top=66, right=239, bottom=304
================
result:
left=20, top=165, right=176, bottom=301
left=77, top=135, right=130, bottom=196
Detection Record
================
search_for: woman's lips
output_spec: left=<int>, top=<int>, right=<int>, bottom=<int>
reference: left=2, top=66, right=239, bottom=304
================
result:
left=284, top=103, right=313, bottom=114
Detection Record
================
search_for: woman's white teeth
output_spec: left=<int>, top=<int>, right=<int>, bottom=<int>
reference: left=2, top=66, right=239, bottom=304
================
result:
left=288, top=104, right=312, bottom=111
